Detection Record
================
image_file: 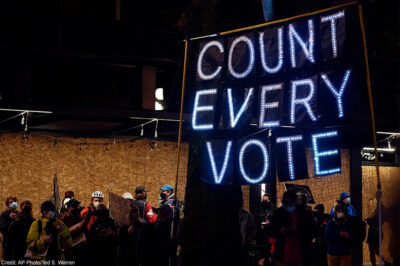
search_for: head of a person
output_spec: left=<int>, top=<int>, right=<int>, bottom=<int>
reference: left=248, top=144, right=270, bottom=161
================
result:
left=91, top=191, right=104, bottom=208
left=41, top=201, right=56, bottom=220
left=262, top=193, right=271, bottom=203
left=95, top=204, right=109, bottom=220
left=340, top=192, right=351, bottom=205
left=65, top=191, right=74, bottom=199
left=314, top=204, right=325, bottom=214
left=334, top=204, right=346, bottom=221
left=122, top=192, right=134, bottom=201
left=5, top=196, right=17, bottom=211
left=20, top=200, right=32, bottom=217
left=296, top=191, right=307, bottom=207
left=63, top=198, right=71, bottom=210
left=67, top=199, right=81, bottom=216
left=160, top=184, right=174, bottom=200
left=135, top=186, right=148, bottom=200
left=282, top=190, right=297, bottom=213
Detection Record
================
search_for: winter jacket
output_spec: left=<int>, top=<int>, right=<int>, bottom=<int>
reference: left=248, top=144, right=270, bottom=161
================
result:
left=6, top=215, right=35, bottom=260
left=26, top=217, right=72, bottom=260
left=80, top=205, right=97, bottom=231
left=325, top=218, right=354, bottom=256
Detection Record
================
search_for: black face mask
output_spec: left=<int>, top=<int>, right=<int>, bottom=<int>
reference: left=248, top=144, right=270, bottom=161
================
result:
left=160, top=193, right=167, bottom=200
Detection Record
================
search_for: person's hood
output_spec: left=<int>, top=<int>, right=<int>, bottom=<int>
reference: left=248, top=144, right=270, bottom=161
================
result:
left=340, top=192, right=350, bottom=201
left=167, top=193, right=174, bottom=200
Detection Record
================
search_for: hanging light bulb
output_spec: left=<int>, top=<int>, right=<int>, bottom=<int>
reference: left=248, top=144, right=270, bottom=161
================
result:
left=154, top=120, right=158, bottom=138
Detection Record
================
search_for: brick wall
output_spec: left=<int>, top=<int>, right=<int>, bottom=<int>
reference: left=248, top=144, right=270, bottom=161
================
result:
left=0, top=133, right=188, bottom=219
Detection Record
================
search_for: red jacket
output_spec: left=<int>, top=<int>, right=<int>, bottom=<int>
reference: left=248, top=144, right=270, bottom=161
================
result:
left=80, top=206, right=97, bottom=231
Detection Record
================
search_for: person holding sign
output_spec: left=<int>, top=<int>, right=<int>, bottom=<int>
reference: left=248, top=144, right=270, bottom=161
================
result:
left=26, top=201, right=72, bottom=261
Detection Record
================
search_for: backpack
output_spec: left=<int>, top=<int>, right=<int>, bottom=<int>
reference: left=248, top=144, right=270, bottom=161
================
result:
left=130, top=200, right=149, bottom=226
left=138, top=202, right=148, bottom=225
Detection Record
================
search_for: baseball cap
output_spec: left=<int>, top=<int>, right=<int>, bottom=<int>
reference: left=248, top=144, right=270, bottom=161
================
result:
left=67, top=198, right=81, bottom=208
left=160, top=184, right=174, bottom=192
left=135, top=186, right=148, bottom=194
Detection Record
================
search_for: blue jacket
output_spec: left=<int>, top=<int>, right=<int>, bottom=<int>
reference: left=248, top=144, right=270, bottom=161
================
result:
left=325, top=219, right=354, bottom=256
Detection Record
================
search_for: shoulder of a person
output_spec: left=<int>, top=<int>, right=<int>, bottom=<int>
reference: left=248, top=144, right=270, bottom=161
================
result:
left=326, top=219, right=335, bottom=226
left=0, top=210, right=10, bottom=217
left=29, top=219, right=41, bottom=229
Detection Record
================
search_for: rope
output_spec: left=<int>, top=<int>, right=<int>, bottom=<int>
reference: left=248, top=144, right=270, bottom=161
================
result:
left=174, top=38, right=189, bottom=202
left=358, top=4, right=382, bottom=266
left=358, top=4, right=380, bottom=188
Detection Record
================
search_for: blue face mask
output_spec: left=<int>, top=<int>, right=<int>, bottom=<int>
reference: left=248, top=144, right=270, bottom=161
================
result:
left=284, top=205, right=295, bottom=213
left=9, top=202, right=18, bottom=210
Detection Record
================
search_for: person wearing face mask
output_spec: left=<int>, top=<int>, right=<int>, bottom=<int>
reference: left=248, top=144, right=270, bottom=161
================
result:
left=80, top=191, right=104, bottom=232
left=269, top=190, right=316, bottom=266
left=158, top=184, right=175, bottom=207
left=325, top=204, right=354, bottom=266
left=0, top=196, right=18, bottom=260
left=60, top=191, right=75, bottom=216
left=6, top=200, right=35, bottom=260
left=26, top=201, right=72, bottom=261
left=131, top=186, right=158, bottom=224
left=330, top=192, right=356, bottom=217
left=339, top=192, right=356, bottom=217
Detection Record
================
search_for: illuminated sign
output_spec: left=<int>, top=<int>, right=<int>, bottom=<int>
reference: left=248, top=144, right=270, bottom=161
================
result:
left=188, top=6, right=365, bottom=185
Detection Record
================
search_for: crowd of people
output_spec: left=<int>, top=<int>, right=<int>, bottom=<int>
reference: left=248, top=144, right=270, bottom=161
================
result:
left=244, top=190, right=391, bottom=266
left=0, top=184, right=180, bottom=266
left=0, top=186, right=391, bottom=266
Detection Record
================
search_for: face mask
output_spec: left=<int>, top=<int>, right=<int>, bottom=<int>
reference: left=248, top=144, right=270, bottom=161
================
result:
left=160, top=193, right=167, bottom=200
left=46, top=211, right=55, bottom=220
left=336, top=212, right=345, bottom=219
left=144, top=194, right=148, bottom=200
left=345, top=197, right=351, bottom=204
left=93, top=201, right=100, bottom=208
left=9, top=202, right=18, bottom=210
left=284, top=205, right=295, bottom=213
